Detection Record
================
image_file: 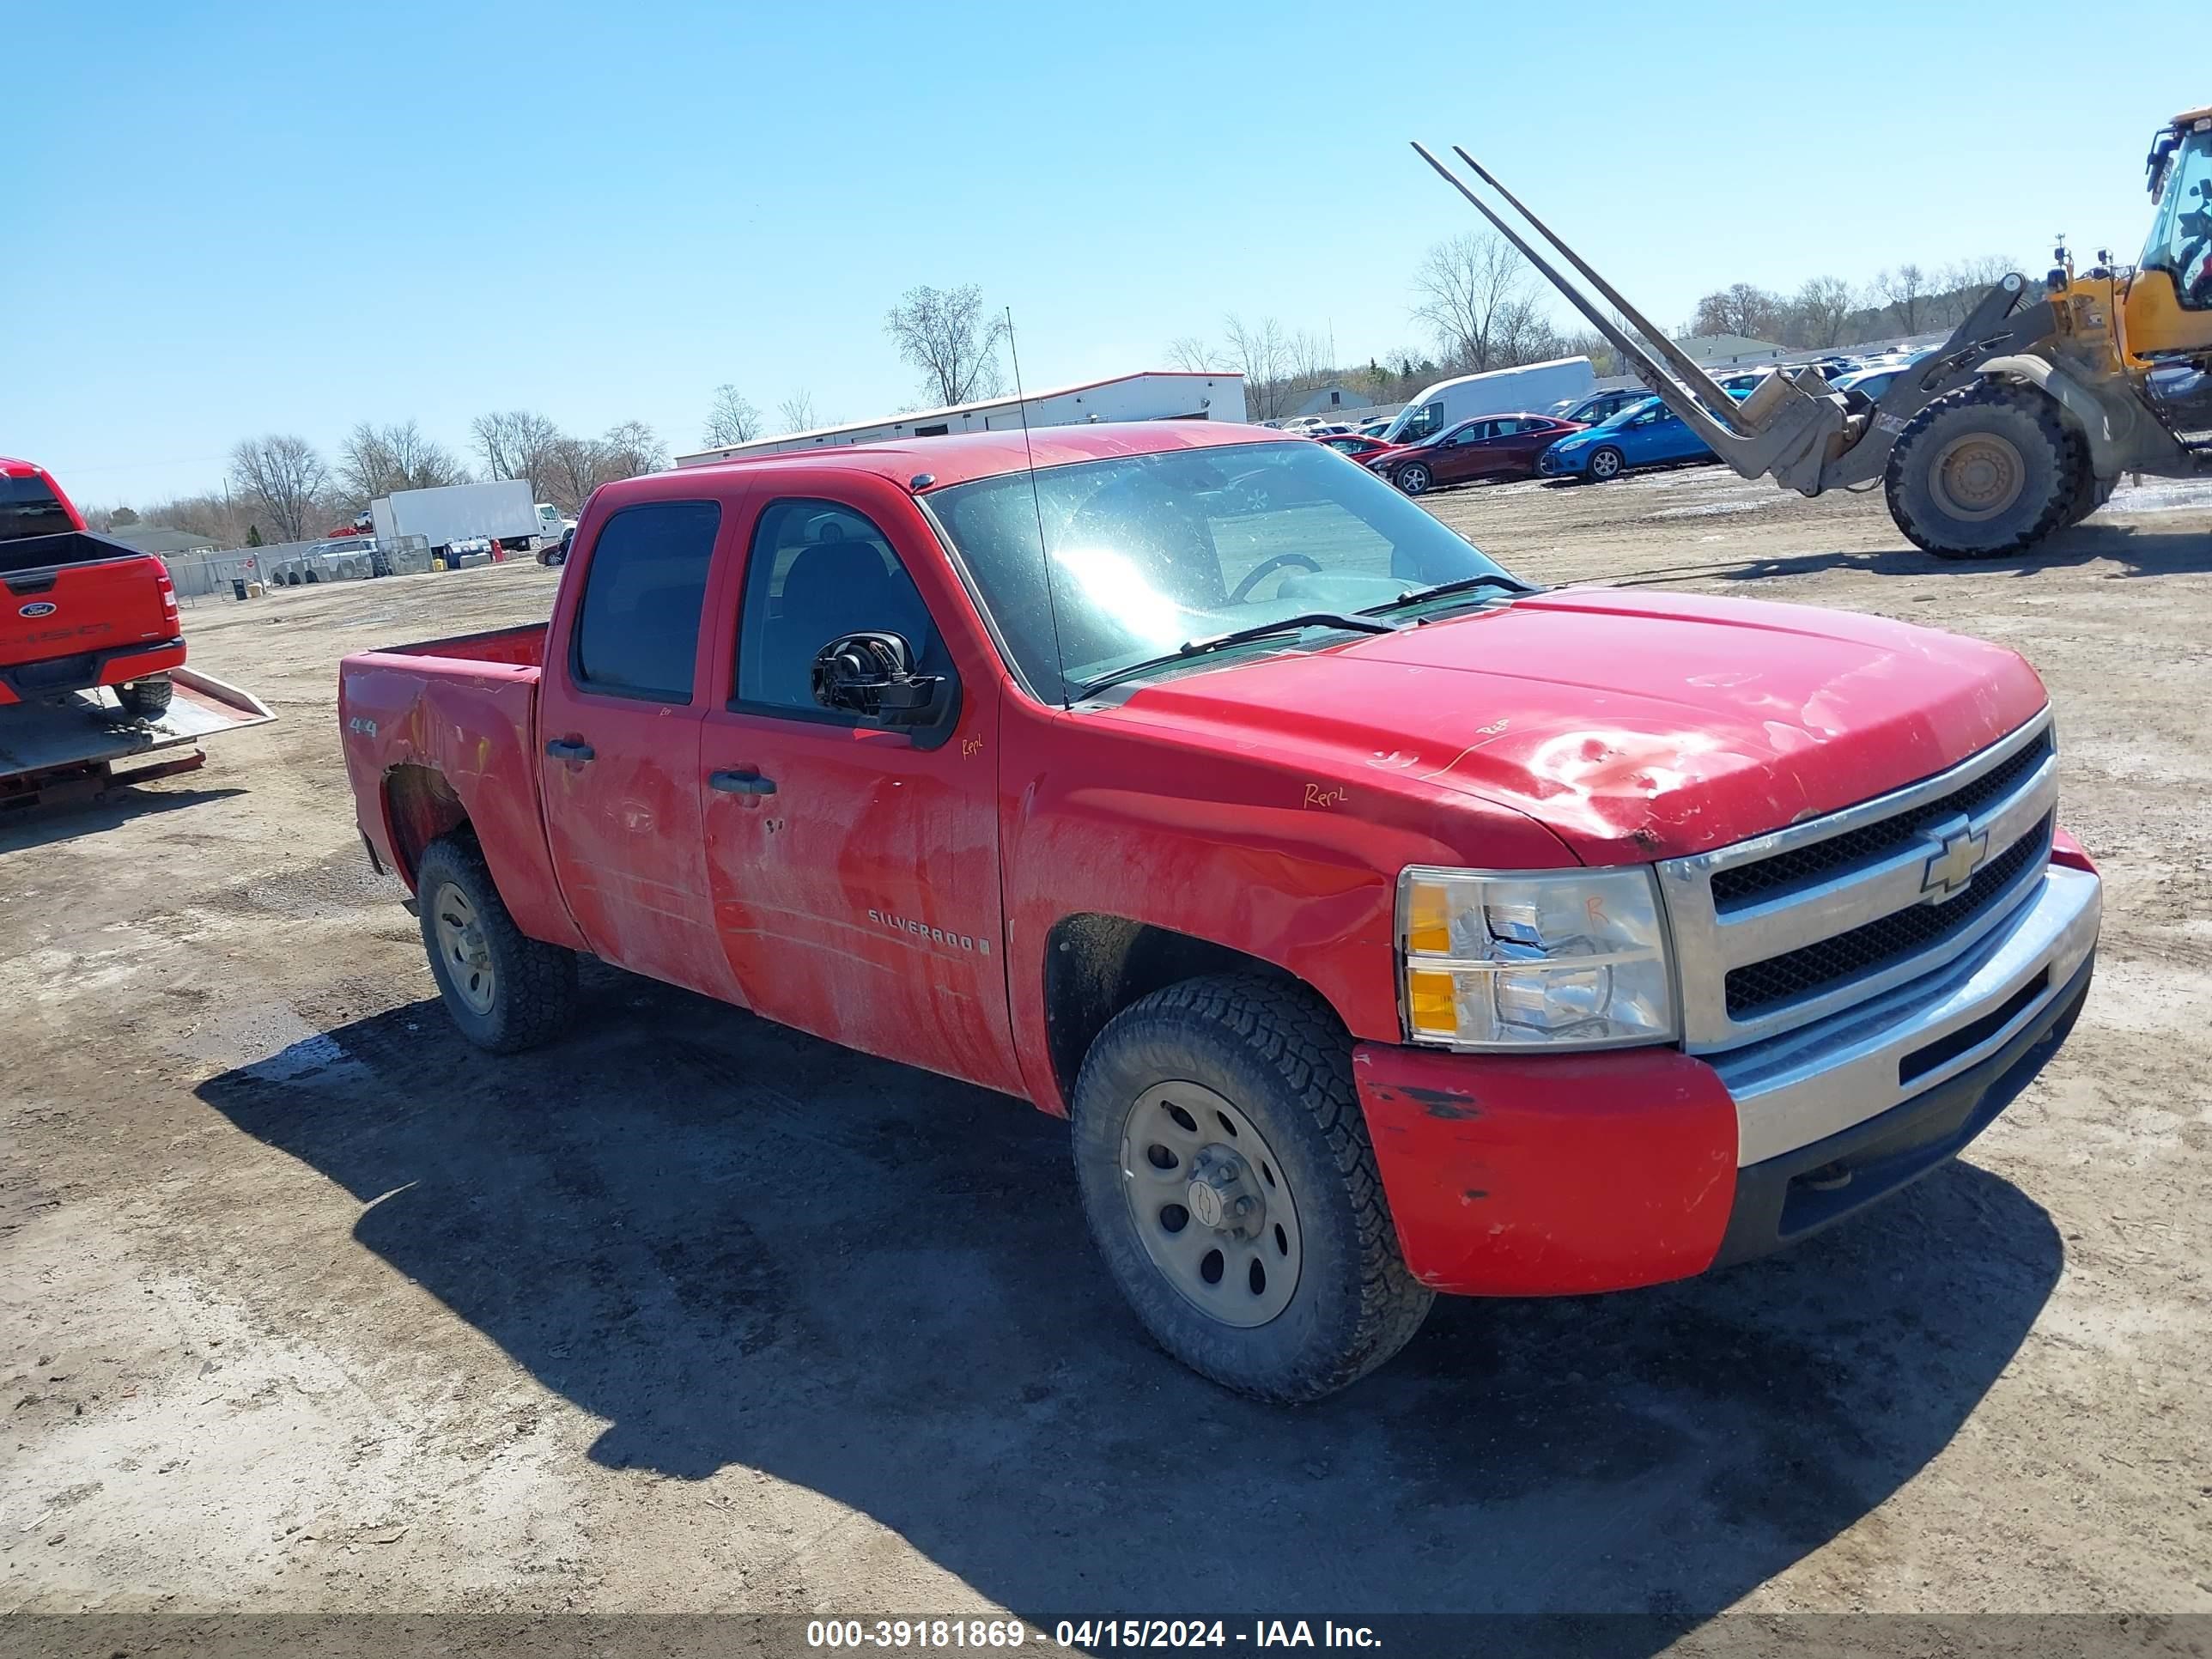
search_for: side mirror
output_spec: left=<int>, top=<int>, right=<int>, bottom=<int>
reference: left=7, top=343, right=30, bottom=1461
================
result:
left=810, top=631, right=945, bottom=726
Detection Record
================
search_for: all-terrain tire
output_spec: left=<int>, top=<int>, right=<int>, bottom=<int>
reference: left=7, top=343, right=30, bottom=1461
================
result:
left=415, top=834, right=577, bottom=1054
left=1069, top=975, right=1434, bottom=1402
left=1884, top=381, right=2084, bottom=558
left=114, top=675, right=173, bottom=720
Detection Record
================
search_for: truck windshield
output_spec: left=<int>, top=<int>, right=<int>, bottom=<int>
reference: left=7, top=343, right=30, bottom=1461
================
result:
left=926, top=440, right=1516, bottom=702
left=0, top=476, right=72, bottom=544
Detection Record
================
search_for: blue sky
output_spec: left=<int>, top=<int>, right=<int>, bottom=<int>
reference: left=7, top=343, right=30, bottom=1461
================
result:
left=8, top=2, right=2201, bottom=507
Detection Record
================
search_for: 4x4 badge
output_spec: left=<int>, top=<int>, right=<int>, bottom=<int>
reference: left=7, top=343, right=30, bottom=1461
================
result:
left=1920, top=821, right=1990, bottom=902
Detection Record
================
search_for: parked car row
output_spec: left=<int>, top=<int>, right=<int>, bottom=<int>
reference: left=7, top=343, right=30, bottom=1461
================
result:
left=1310, top=345, right=1947, bottom=495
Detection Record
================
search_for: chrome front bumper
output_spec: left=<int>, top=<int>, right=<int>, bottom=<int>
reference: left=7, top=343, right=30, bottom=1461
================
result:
left=1711, top=862, right=2101, bottom=1167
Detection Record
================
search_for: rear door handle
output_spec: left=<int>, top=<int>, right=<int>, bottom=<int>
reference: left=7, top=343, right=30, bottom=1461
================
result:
left=545, top=738, right=595, bottom=762
left=710, top=768, right=777, bottom=797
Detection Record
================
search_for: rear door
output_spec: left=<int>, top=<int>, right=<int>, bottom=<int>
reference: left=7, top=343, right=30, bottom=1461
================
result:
left=697, top=483, right=1020, bottom=1093
left=536, top=493, right=745, bottom=1003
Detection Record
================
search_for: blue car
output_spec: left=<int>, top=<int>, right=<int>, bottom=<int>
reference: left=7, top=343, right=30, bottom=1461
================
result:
left=1537, top=392, right=1745, bottom=482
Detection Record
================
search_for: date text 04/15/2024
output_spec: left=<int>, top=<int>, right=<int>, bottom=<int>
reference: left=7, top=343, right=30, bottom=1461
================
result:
left=803, top=1620, right=1381, bottom=1650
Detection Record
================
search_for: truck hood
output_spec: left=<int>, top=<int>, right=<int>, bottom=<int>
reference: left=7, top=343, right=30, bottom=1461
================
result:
left=1098, top=586, right=2049, bottom=862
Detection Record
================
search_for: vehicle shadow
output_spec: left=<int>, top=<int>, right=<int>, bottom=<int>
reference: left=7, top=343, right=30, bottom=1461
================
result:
left=198, top=972, right=2062, bottom=1640
left=1607, top=518, right=2212, bottom=588
left=0, top=784, right=249, bottom=854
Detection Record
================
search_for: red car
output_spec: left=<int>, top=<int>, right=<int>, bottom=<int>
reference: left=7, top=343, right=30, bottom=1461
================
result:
left=1, top=457, right=185, bottom=718
left=1370, top=412, right=1585, bottom=495
left=341, top=421, right=2099, bottom=1401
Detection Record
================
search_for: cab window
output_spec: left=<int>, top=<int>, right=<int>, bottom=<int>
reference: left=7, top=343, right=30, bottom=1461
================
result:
left=570, top=501, right=720, bottom=702
left=733, top=499, right=944, bottom=715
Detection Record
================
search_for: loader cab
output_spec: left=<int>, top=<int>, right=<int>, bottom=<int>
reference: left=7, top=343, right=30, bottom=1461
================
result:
left=2126, top=112, right=2212, bottom=358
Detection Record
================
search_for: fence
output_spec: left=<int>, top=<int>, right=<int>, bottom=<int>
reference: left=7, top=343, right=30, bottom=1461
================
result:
left=162, top=536, right=433, bottom=599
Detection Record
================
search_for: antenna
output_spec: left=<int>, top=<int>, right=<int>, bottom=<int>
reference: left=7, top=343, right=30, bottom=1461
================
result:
left=1005, top=306, right=1072, bottom=710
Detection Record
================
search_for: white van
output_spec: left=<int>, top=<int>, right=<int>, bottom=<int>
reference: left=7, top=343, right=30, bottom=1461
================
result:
left=1380, top=356, right=1598, bottom=446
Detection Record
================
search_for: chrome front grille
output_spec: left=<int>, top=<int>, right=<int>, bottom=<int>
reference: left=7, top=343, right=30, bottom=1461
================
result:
left=1659, top=708, right=2060, bottom=1054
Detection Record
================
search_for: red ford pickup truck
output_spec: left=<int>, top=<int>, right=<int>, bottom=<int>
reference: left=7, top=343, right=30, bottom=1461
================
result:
left=339, top=422, right=2100, bottom=1401
left=1, top=457, right=184, bottom=718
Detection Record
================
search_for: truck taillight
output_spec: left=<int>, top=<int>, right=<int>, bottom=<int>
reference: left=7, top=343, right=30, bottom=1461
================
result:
left=158, top=570, right=179, bottom=618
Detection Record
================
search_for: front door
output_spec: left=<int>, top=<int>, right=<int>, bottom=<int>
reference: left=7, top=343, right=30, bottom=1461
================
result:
left=538, top=495, right=744, bottom=1003
left=698, top=490, right=1019, bottom=1093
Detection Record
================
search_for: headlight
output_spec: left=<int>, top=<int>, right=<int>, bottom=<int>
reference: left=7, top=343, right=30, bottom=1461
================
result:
left=1397, top=866, right=1677, bottom=1049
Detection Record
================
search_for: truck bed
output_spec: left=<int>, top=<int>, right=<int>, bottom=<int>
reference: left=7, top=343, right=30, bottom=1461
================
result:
left=370, top=623, right=547, bottom=667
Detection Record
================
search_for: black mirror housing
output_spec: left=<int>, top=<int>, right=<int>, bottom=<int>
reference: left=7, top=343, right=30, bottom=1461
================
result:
left=810, top=632, right=947, bottom=727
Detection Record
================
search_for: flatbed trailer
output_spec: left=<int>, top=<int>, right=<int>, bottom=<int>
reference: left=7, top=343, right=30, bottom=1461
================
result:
left=0, top=665, right=275, bottom=813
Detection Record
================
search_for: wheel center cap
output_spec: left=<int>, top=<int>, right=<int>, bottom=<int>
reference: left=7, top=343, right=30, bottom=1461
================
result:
left=1186, top=1149, right=1259, bottom=1236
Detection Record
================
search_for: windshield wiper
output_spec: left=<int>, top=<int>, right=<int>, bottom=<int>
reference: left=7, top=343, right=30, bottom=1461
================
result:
left=1362, top=572, right=1536, bottom=614
left=1074, top=611, right=1397, bottom=699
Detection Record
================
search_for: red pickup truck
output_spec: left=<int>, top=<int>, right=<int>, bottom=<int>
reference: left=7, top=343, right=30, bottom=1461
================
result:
left=1, top=457, right=184, bottom=718
left=340, top=422, right=2100, bottom=1401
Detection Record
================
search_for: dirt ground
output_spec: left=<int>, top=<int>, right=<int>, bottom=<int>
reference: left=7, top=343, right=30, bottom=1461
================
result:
left=4, top=463, right=2209, bottom=1639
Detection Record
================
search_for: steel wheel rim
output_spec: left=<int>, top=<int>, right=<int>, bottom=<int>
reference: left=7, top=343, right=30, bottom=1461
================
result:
left=1119, top=1080, right=1303, bottom=1328
left=431, top=881, right=496, bottom=1016
left=1591, top=449, right=1620, bottom=478
left=1930, top=432, right=2026, bottom=522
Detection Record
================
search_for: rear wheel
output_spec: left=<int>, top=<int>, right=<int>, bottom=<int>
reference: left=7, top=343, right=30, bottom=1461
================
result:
left=416, top=835, right=577, bottom=1054
left=113, top=675, right=172, bottom=720
left=1393, top=461, right=1432, bottom=495
left=1884, top=381, right=2083, bottom=558
left=1586, top=446, right=1626, bottom=481
left=1069, top=975, right=1433, bottom=1401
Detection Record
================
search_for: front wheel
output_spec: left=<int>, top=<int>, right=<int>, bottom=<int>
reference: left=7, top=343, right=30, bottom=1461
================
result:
left=1586, top=446, right=1626, bottom=481
left=1884, top=381, right=2082, bottom=558
left=1393, top=462, right=1432, bottom=495
left=415, top=835, right=577, bottom=1054
left=1070, top=975, right=1434, bottom=1401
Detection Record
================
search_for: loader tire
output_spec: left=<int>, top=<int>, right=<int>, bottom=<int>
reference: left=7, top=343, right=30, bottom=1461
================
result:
left=416, top=835, right=577, bottom=1054
left=1884, top=382, right=2082, bottom=559
left=2063, top=468, right=2117, bottom=527
left=1070, top=974, right=1434, bottom=1402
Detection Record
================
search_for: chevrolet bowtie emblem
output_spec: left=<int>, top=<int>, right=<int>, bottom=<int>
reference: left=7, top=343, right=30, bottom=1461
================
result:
left=1920, top=819, right=1989, bottom=902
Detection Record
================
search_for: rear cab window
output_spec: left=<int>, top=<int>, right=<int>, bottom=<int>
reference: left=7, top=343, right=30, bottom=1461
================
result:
left=570, top=501, right=721, bottom=702
left=0, top=475, right=74, bottom=544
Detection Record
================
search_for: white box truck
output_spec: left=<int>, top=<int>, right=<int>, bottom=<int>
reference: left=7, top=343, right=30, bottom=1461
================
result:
left=369, top=480, right=544, bottom=562
left=1377, top=356, right=1597, bottom=447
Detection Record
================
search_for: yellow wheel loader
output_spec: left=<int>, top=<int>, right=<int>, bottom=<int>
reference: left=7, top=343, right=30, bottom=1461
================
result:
left=1415, top=106, right=2212, bottom=559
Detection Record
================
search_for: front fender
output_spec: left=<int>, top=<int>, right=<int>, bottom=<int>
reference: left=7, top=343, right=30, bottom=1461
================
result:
left=1974, top=353, right=2179, bottom=477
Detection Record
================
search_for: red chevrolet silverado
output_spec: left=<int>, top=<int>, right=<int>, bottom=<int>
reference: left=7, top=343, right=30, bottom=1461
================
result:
left=1, top=457, right=185, bottom=718
left=339, top=422, right=2101, bottom=1400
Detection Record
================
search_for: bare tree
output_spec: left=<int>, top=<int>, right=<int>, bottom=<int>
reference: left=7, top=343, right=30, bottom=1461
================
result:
left=538, top=422, right=668, bottom=516
left=228, top=434, right=329, bottom=542
left=1410, top=232, right=1538, bottom=373
left=1220, top=314, right=1295, bottom=419
left=703, top=386, right=762, bottom=447
left=601, top=420, right=665, bottom=477
left=1166, top=336, right=1218, bottom=373
left=884, top=283, right=1008, bottom=406
left=471, top=410, right=562, bottom=499
left=1874, top=264, right=1932, bottom=334
left=337, top=420, right=469, bottom=508
left=777, top=390, right=818, bottom=434
left=1784, top=276, right=1860, bottom=348
left=1692, top=283, right=1784, bottom=341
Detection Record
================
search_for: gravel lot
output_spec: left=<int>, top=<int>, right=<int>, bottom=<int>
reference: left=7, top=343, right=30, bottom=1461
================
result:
left=4, top=461, right=2209, bottom=1636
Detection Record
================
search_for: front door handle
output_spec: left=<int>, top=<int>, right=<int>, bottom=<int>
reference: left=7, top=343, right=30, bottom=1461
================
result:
left=545, top=738, right=595, bottom=763
left=710, top=768, right=777, bottom=797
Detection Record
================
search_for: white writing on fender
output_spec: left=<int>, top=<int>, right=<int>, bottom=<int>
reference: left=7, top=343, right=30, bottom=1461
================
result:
left=867, top=909, right=991, bottom=956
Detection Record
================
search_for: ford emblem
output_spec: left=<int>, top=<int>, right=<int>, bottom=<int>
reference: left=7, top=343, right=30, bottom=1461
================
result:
left=18, top=601, right=57, bottom=618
